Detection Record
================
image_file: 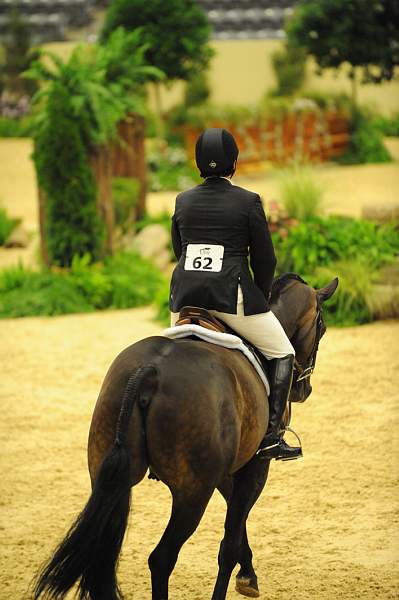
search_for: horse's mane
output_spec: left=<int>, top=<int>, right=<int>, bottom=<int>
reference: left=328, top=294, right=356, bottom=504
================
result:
left=270, top=272, right=308, bottom=302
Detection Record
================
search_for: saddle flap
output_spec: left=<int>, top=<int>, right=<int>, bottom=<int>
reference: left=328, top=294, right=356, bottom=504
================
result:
left=176, top=306, right=226, bottom=334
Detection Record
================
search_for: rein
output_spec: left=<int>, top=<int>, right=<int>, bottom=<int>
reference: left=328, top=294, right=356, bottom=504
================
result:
left=293, top=300, right=324, bottom=383
left=272, top=273, right=324, bottom=386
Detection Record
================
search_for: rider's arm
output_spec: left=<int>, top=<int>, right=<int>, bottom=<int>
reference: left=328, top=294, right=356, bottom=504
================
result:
left=171, top=214, right=182, bottom=260
left=248, top=196, right=277, bottom=300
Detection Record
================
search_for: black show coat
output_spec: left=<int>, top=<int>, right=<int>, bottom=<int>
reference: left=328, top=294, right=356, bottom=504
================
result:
left=169, top=177, right=276, bottom=316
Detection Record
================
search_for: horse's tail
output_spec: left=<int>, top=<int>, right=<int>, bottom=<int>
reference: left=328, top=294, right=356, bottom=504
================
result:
left=33, top=366, right=156, bottom=600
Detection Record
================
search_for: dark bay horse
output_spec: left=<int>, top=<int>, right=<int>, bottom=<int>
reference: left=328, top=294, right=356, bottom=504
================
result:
left=33, top=274, right=338, bottom=600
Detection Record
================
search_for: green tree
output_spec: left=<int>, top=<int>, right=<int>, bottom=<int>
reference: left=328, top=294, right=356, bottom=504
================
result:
left=100, top=0, right=213, bottom=120
left=287, top=0, right=399, bottom=107
left=2, top=9, right=37, bottom=96
left=27, top=29, right=161, bottom=266
left=34, top=83, right=103, bottom=267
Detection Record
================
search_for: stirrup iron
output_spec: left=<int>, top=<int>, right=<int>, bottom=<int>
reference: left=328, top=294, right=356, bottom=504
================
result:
left=275, top=426, right=303, bottom=462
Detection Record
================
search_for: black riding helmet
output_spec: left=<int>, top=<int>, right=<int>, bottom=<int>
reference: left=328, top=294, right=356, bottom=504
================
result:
left=195, top=128, right=239, bottom=178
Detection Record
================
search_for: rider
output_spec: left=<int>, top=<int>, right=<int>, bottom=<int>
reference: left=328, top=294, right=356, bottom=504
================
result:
left=169, top=128, right=302, bottom=461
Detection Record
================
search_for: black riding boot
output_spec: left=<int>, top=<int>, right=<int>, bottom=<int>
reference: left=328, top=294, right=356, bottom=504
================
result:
left=257, top=354, right=302, bottom=461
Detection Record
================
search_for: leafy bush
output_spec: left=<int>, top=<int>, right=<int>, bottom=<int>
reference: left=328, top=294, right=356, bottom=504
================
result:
left=309, top=260, right=376, bottom=326
left=270, top=43, right=306, bottom=97
left=297, top=91, right=352, bottom=114
left=154, top=280, right=171, bottom=326
left=0, top=251, right=165, bottom=318
left=0, top=115, right=34, bottom=137
left=167, top=102, right=259, bottom=131
left=272, top=215, right=399, bottom=325
left=147, top=146, right=199, bottom=191
left=112, top=177, right=140, bottom=233
left=277, top=166, right=325, bottom=220
left=0, top=207, right=20, bottom=245
left=135, top=211, right=170, bottom=233
left=337, top=109, right=392, bottom=165
left=184, top=71, right=210, bottom=107
left=0, top=266, right=94, bottom=317
left=103, top=251, right=163, bottom=308
left=372, top=113, right=399, bottom=137
left=273, top=216, right=399, bottom=276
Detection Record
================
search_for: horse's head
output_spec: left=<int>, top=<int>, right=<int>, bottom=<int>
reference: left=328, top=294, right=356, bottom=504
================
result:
left=291, top=277, right=338, bottom=402
left=270, top=274, right=338, bottom=403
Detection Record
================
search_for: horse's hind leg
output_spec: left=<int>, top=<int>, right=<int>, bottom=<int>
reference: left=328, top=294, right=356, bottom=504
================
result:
left=212, top=458, right=270, bottom=600
left=148, top=486, right=214, bottom=600
left=218, top=480, right=259, bottom=597
left=235, top=527, right=260, bottom=598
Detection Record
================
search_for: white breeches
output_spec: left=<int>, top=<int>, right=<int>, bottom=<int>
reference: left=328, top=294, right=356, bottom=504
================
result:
left=170, top=286, right=295, bottom=360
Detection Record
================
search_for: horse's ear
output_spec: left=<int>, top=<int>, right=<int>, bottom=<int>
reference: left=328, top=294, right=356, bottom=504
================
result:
left=317, top=277, right=339, bottom=303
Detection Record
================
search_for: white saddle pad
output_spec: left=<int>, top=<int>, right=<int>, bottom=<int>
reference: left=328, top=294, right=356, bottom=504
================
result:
left=163, top=323, right=270, bottom=395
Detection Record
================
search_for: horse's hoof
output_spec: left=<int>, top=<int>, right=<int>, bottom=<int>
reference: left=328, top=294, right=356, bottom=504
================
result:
left=235, top=576, right=260, bottom=598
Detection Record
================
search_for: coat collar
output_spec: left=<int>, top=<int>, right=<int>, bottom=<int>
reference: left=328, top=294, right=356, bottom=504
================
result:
left=201, top=177, right=233, bottom=187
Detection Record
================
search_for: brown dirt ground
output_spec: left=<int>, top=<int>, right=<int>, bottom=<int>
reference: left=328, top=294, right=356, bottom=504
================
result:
left=1, top=309, right=398, bottom=599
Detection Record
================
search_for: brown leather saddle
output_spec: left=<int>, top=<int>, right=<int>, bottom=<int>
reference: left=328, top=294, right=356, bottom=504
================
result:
left=176, top=306, right=226, bottom=334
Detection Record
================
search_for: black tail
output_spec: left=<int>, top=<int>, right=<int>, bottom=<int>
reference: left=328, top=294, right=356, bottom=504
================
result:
left=33, top=366, right=156, bottom=600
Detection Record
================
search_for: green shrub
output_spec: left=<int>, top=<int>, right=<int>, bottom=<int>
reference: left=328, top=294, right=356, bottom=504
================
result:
left=154, top=280, right=171, bottom=325
left=69, top=254, right=113, bottom=309
left=308, top=260, right=375, bottom=326
left=372, top=113, right=399, bottom=137
left=148, top=146, right=199, bottom=191
left=0, top=207, right=20, bottom=245
left=309, top=259, right=399, bottom=326
left=270, top=43, right=306, bottom=97
left=135, top=211, right=170, bottom=233
left=338, top=109, right=392, bottom=165
left=298, top=91, right=352, bottom=114
left=112, top=177, right=140, bottom=233
left=0, top=115, right=35, bottom=137
left=0, top=265, right=93, bottom=317
left=278, top=166, right=325, bottom=220
left=274, top=216, right=399, bottom=276
left=167, top=102, right=259, bottom=130
left=103, top=251, right=164, bottom=308
left=184, top=71, right=210, bottom=107
left=0, top=251, right=165, bottom=318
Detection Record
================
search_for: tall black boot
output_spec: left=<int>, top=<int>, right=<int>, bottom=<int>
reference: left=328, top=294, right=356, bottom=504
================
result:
left=257, top=354, right=302, bottom=461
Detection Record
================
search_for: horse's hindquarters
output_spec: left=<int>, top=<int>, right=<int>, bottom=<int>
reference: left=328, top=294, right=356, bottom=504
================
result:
left=144, top=340, right=267, bottom=487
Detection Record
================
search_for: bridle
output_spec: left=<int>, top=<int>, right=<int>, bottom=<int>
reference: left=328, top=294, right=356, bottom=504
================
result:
left=293, top=298, right=324, bottom=384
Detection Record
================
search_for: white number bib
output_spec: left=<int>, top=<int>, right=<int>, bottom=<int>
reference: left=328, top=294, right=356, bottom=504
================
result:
left=184, top=244, right=224, bottom=272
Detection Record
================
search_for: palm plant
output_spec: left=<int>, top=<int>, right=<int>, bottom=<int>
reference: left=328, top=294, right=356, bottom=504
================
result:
left=25, top=28, right=163, bottom=148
